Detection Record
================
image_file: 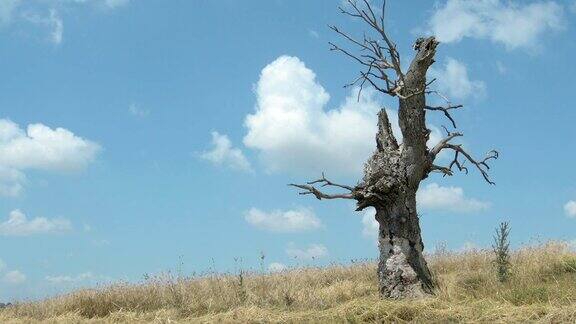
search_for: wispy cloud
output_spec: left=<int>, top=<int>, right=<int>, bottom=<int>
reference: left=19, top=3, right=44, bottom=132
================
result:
left=286, top=243, right=328, bottom=261
left=308, top=29, right=319, bottom=39
left=1, top=0, right=130, bottom=44
left=128, top=104, right=150, bottom=118
left=46, top=272, right=94, bottom=284
left=22, top=8, right=64, bottom=45
left=3, top=270, right=26, bottom=285
left=0, top=210, right=72, bottom=236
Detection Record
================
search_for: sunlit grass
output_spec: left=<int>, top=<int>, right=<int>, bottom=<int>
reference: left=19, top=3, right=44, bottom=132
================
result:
left=2, top=242, right=576, bottom=323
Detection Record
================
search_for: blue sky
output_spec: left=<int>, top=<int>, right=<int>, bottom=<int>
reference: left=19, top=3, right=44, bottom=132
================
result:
left=1, top=0, right=575, bottom=301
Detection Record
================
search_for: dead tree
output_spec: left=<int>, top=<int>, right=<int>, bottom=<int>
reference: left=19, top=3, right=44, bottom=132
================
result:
left=290, top=0, right=497, bottom=298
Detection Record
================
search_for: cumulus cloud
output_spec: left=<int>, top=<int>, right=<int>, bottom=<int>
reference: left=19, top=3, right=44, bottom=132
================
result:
left=244, top=207, right=321, bottom=232
left=245, top=56, right=394, bottom=176
left=3, top=270, right=26, bottom=285
left=201, top=131, right=252, bottom=172
left=428, top=0, right=564, bottom=50
left=286, top=243, right=328, bottom=260
left=417, top=183, right=490, bottom=213
left=268, top=263, right=286, bottom=273
left=361, top=208, right=379, bottom=241
left=564, top=201, right=576, bottom=217
left=0, top=210, right=72, bottom=236
left=0, top=119, right=100, bottom=196
left=429, top=58, right=485, bottom=100
left=0, top=119, right=100, bottom=172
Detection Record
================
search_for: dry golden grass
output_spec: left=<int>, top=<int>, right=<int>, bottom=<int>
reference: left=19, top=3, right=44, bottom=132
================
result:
left=3, top=242, right=576, bottom=323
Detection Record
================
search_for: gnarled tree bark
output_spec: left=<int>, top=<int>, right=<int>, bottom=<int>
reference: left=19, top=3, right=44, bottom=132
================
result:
left=290, top=0, right=497, bottom=299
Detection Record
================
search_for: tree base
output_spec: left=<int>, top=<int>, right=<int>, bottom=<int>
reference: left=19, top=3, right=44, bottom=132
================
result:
left=378, top=237, right=434, bottom=299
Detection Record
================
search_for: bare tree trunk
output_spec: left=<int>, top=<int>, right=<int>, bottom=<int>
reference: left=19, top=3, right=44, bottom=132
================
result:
left=375, top=193, right=433, bottom=298
left=290, top=1, right=497, bottom=300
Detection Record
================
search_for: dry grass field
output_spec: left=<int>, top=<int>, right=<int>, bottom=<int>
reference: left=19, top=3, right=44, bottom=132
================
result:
left=2, top=242, right=576, bottom=323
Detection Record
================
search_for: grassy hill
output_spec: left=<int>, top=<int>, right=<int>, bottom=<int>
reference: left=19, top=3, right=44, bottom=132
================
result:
left=2, top=243, right=576, bottom=323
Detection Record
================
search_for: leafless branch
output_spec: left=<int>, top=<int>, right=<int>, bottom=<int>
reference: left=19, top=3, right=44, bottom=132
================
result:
left=289, top=173, right=355, bottom=200
left=429, top=131, right=463, bottom=157
left=441, top=145, right=499, bottom=185
left=330, top=0, right=407, bottom=99
left=424, top=104, right=463, bottom=128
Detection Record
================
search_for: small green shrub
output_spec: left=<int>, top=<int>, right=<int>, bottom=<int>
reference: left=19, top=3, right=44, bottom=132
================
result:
left=492, top=222, right=511, bottom=282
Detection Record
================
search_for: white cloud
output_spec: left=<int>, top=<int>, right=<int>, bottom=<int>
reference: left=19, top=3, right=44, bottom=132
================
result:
left=268, top=262, right=286, bottom=273
left=429, top=58, right=485, bottom=100
left=429, top=0, right=564, bottom=50
left=46, top=272, right=94, bottom=284
left=564, top=201, right=576, bottom=217
left=0, top=209, right=72, bottom=236
left=0, top=119, right=100, bottom=172
left=201, top=131, right=252, bottom=172
left=0, top=259, right=5, bottom=272
left=286, top=243, right=328, bottom=260
left=244, top=207, right=321, bottom=232
left=244, top=56, right=397, bottom=176
left=361, top=208, right=378, bottom=241
left=3, top=270, right=26, bottom=285
left=417, top=183, right=490, bottom=213
left=128, top=104, right=149, bottom=117
left=0, top=119, right=100, bottom=196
